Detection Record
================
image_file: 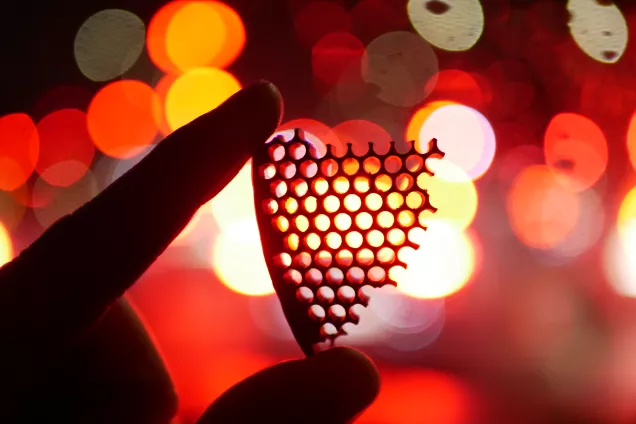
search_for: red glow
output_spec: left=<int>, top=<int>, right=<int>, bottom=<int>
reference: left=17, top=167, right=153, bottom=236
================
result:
left=426, top=69, right=490, bottom=110
left=294, top=1, right=351, bottom=49
left=312, top=31, right=366, bottom=92
left=332, top=119, right=392, bottom=156
left=0, top=113, right=39, bottom=191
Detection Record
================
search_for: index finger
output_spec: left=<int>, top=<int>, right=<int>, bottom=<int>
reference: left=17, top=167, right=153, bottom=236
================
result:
left=0, top=82, right=283, bottom=381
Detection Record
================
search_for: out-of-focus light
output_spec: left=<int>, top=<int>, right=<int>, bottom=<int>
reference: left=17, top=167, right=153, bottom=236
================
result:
left=0, top=190, right=26, bottom=231
left=209, top=161, right=255, bottom=229
left=311, top=31, right=366, bottom=89
left=507, top=165, right=580, bottom=249
left=277, top=119, right=342, bottom=157
left=497, top=144, right=543, bottom=187
left=74, top=9, right=146, bottom=82
left=418, top=159, right=478, bottom=230
left=33, top=170, right=99, bottom=229
left=248, top=294, right=295, bottom=341
left=417, top=104, right=496, bottom=180
left=87, top=80, right=160, bottom=159
left=349, top=0, right=409, bottom=43
left=406, top=100, right=456, bottom=145
left=0, top=219, right=13, bottom=267
left=407, top=0, right=484, bottom=52
left=36, top=109, right=94, bottom=187
left=32, top=85, right=93, bottom=121
left=426, top=69, right=491, bottom=110
left=293, top=1, right=351, bottom=49
left=544, top=112, right=608, bottom=192
left=165, top=67, right=241, bottom=131
left=204, top=1, right=246, bottom=69
left=362, top=31, right=438, bottom=107
left=618, top=186, right=636, bottom=244
left=153, top=74, right=177, bottom=137
left=392, top=221, right=475, bottom=299
left=147, top=1, right=185, bottom=74
left=332, top=119, right=392, bottom=156
left=567, top=0, right=628, bottom=64
left=626, top=113, right=636, bottom=172
left=604, top=225, right=636, bottom=298
left=211, top=219, right=274, bottom=296
left=358, top=369, right=473, bottom=424
left=0, top=113, right=39, bottom=191
left=372, top=285, right=445, bottom=333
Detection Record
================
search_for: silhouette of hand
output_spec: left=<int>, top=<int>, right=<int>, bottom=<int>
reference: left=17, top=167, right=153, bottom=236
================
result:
left=0, top=82, right=379, bottom=423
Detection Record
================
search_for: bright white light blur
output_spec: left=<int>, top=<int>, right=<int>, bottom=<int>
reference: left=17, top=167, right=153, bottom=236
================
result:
left=418, top=104, right=496, bottom=180
left=212, top=219, right=274, bottom=296
left=395, top=221, right=475, bottom=299
left=0, top=220, right=12, bottom=267
left=567, top=0, right=628, bottom=64
left=604, top=224, right=636, bottom=298
left=209, top=161, right=256, bottom=229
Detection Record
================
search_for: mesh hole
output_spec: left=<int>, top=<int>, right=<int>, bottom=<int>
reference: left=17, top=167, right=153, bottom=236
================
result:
left=284, top=197, right=299, bottom=214
left=309, top=304, right=326, bottom=322
left=334, top=213, right=352, bottom=231
left=285, top=233, right=300, bottom=251
left=367, top=229, right=384, bottom=247
left=326, top=268, right=344, bottom=284
left=305, top=233, right=321, bottom=250
left=317, top=286, right=335, bottom=303
left=387, top=192, right=404, bottom=210
left=329, top=304, right=347, bottom=321
left=293, top=252, right=312, bottom=268
left=314, top=214, right=331, bottom=232
left=347, top=267, right=365, bottom=284
left=289, top=142, right=307, bottom=160
left=269, top=144, right=285, bottom=162
left=305, top=268, right=323, bottom=285
left=346, top=231, right=363, bottom=248
left=321, top=322, right=338, bottom=338
left=283, top=269, right=302, bottom=285
left=273, top=252, right=291, bottom=268
left=273, top=216, right=289, bottom=232
left=398, top=210, right=416, bottom=227
left=344, top=194, right=362, bottom=212
left=406, top=155, right=424, bottom=172
left=416, top=173, right=429, bottom=190
left=356, top=212, right=373, bottom=230
left=406, top=191, right=425, bottom=209
left=368, top=266, right=386, bottom=283
left=398, top=246, right=415, bottom=263
left=262, top=199, right=278, bottom=214
left=326, top=232, right=343, bottom=249
left=315, top=250, right=332, bottom=267
left=260, top=163, right=276, bottom=180
left=312, top=178, right=329, bottom=196
left=387, top=228, right=406, bottom=246
left=294, top=215, right=309, bottom=232
left=354, top=176, right=370, bottom=193
left=377, top=247, right=395, bottom=264
left=343, top=158, right=360, bottom=175
left=384, top=155, right=402, bottom=173
left=333, top=176, right=350, bottom=194
left=375, top=174, right=392, bottom=192
left=303, top=196, right=317, bottom=213
left=324, top=195, right=341, bottom=213
left=363, top=157, right=381, bottom=174
left=296, top=286, right=314, bottom=303
left=270, top=180, right=287, bottom=198
left=338, top=286, right=356, bottom=303
left=356, top=248, right=374, bottom=266
left=300, top=160, right=318, bottom=178
left=358, top=285, right=374, bottom=303
left=396, top=173, right=414, bottom=191
left=290, top=179, right=308, bottom=197
left=336, top=250, right=354, bottom=267
left=280, top=161, right=296, bottom=179
left=389, top=265, right=406, bottom=282
left=418, top=210, right=432, bottom=227
left=349, top=303, right=364, bottom=320
left=408, top=227, right=426, bottom=243
left=377, top=211, right=394, bottom=228
left=365, top=193, right=383, bottom=211
left=321, top=159, right=338, bottom=177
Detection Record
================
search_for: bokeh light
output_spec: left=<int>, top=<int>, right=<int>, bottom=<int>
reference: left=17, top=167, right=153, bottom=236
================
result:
left=362, top=31, right=439, bottom=107
left=604, top=225, right=636, bottom=298
left=507, top=165, right=580, bottom=250
left=406, top=100, right=456, bottom=144
left=311, top=31, right=365, bottom=90
left=165, top=67, right=241, bottom=131
left=626, top=112, right=636, bottom=172
left=618, top=186, right=636, bottom=245
left=209, top=161, right=255, bottom=229
left=544, top=112, right=608, bottom=192
left=87, top=80, right=160, bottom=158
left=426, top=69, right=491, bottom=110
left=0, top=220, right=13, bottom=267
left=74, top=9, right=146, bottom=82
left=567, top=0, right=628, bottom=64
left=0, top=113, right=39, bottom=191
left=393, top=222, right=476, bottom=299
left=332, top=119, right=392, bottom=156
left=0, top=190, right=26, bottom=231
left=36, top=109, right=94, bottom=187
left=417, top=103, right=496, bottom=180
left=551, top=189, right=604, bottom=259
left=277, top=119, right=341, bottom=156
left=147, top=0, right=185, bottom=74
left=407, top=0, right=485, bottom=52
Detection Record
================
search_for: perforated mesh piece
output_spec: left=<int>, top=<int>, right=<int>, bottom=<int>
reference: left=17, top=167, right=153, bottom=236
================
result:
left=252, top=129, right=445, bottom=356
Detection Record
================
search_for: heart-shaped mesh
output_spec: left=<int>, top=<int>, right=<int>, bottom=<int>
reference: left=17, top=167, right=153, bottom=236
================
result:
left=252, top=129, right=445, bottom=356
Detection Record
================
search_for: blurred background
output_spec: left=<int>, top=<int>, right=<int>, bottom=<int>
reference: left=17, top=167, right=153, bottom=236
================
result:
left=2, top=0, right=636, bottom=422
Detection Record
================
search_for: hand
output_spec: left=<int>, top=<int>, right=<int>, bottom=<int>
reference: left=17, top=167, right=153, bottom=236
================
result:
left=0, top=82, right=380, bottom=423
